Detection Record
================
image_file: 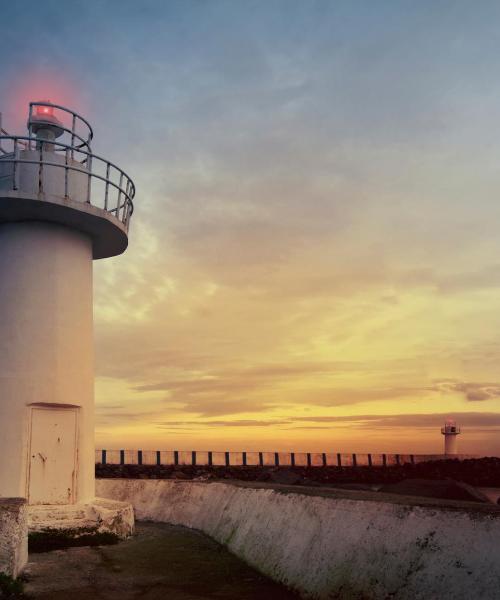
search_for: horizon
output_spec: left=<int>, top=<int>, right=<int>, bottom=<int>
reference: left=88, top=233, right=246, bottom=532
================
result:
left=2, top=1, right=500, bottom=455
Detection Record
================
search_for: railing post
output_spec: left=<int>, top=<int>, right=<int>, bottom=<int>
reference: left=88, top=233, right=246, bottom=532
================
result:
left=352, top=453, right=357, bottom=467
left=337, top=453, right=342, bottom=467
left=13, top=139, right=19, bottom=191
left=120, top=449, right=125, bottom=465
left=192, top=451, right=197, bottom=466
left=138, top=450, right=143, bottom=465
left=382, top=453, right=387, bottom=467
left=322, top=453, right=327, bottom=467
left=291, top=452, right=295, bottom=467
left=86, top=154, right=92, bottom=203
left=104, top=163, right=110, bottom=210
left=307, top=453, right=312, bottom=467
left=38, top=141, right=44, bottom=194
left=174, top=450, right=179, bottom=466
left=64, top=148, right=70, bottom=198
left=368, top=453, right=372, bottom=467
left=116, top=172, right=123, bottom=213
left=101, top=449, right=106, bottom=465
left=208, top=451, right=213, bottom=466
left=123, top=180, right=130, bottom=221
left=274, top=452, right=280, bottom=467
left=259, top=452, right=264, bottom=467
left=71, top=114, right=76, bottom=160
left=225, top=451, right=230, bottom=467
left=156, top=450, right=161, bottom=466
left=242, top=451, right=247, bottom=466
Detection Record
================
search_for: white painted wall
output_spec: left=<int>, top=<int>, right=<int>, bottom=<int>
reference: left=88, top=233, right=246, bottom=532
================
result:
left=0, top=222, right=94, bottom=503
left=444, top=434, right=459, bottom=455
left=97, top=479, right=500, bottom=600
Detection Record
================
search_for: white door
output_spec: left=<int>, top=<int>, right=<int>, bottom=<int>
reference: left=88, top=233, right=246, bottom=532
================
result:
left=28, top=407, right=78, bottom=505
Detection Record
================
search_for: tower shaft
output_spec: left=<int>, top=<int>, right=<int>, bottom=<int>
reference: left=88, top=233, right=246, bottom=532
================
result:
left=444, top=434, right=458, bottom=456
left=0, top=222, right=94, bottom=503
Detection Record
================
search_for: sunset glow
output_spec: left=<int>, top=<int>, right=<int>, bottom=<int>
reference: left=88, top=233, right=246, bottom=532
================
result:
left=3, top=2, right=500, bottom=455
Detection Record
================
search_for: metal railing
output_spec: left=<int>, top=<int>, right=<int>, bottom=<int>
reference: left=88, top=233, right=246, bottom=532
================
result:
left=28, top=101, right=93, bottom=152
left=0, top=135, right=135, bottom=228
left=0, top=102, right=135, bottom=229
left=95, top=449, right=478, bottom=468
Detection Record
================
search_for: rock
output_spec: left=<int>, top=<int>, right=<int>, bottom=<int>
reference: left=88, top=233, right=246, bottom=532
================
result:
left=171, top=471, right=190, bottom=480
left=379, top=478, right=490, bottom=503
left=194, top=473, right=215, bottom=481
left=269, top=469, right=302, bottom=486
left=330, top=483, right=380, bottom=492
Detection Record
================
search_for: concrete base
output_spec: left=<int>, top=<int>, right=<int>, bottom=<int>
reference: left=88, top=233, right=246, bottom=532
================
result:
left=0, top=498, right=28, bottom=578
left=28, top=498, right=134, bottom=539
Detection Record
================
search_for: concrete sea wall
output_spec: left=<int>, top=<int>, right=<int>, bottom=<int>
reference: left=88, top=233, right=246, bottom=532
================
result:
left=97, top=479, right=500, bottom=600
left=0, top=498, right=28, bottom=578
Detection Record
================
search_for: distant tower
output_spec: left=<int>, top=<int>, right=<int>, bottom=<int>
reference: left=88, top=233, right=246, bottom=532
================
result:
left=0, top=102, right=134, bottom=533
left=441, top=419, right=461, bottom=455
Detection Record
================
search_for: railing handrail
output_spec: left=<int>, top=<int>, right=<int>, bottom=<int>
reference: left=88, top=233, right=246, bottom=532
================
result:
left=0, top=135, right=136, bottom=197
left=28, top=101, right=93, bottom=151
left=0, top=156, right=132, bottom=217
left=95, top=449, right=481, bottom=468
left=0, top=135, right=135, bottom=226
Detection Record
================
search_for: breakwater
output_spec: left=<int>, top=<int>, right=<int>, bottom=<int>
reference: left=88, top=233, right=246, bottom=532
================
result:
left=96, top=456, right=500, bottom=488
left=96, top=449, right=477, bottom=468
left=97, top=478, right=500, bottom=600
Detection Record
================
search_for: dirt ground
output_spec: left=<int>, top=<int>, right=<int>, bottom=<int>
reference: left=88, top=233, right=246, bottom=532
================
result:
left=23, top=522, right=299, bottom=600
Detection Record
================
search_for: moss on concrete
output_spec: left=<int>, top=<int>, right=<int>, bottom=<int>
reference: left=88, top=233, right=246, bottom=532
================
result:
left=0, top=572, right=26, bottom=599
left=28, top=527, right=119, bottom=553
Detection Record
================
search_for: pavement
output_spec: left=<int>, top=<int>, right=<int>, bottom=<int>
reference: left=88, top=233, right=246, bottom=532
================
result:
left=23, top=522, right=299, bottom=599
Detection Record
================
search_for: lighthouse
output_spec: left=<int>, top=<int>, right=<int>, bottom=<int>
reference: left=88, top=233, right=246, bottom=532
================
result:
left=441, top=419, right=461, bottom=456
left=0, top=102, right=134, bottom=535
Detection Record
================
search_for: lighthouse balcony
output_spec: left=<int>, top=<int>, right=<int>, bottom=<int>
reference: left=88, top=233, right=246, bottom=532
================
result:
left=0, top=102, right=135, bottom=259
left=441, top=425, right=460, bottom=434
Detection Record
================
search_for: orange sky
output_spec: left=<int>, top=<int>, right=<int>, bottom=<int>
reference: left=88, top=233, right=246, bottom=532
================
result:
left=3, top=2, right=500, bottom=455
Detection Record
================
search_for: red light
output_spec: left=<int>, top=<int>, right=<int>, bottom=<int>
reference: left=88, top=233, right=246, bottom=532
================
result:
left=35, top=103, right=54, bottom=117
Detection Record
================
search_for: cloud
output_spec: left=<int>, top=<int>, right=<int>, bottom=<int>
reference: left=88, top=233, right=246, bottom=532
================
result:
left=158, top=419, right=288, bottom=429
left=154, top=412, right=500, bottom=432
left=289, top=412, right=500, bottom=429
left=433, top=380, right=500, bottom=402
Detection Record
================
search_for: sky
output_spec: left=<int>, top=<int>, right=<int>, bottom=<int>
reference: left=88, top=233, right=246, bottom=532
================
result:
left=1, top=0, right=500, bottom=454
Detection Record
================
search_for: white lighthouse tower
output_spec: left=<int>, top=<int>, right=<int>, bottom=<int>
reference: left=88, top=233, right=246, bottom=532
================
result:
left=0, top=102, right=134, bottom=535
left=441, top=419, right=461, bottom=456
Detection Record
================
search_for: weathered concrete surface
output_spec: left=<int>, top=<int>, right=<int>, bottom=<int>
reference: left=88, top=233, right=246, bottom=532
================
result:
left=98, top=478, right=500, bottom=600
left=24, top=521, right=298, bottom=599
left=0, top=498, right=28, bottom=577
left=28, top=498, right=134, bottom=539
